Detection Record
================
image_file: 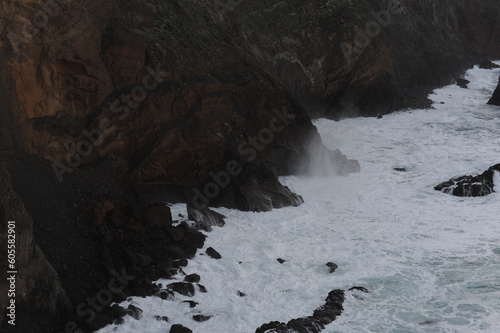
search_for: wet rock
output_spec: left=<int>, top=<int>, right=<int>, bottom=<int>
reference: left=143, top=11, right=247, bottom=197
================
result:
left=256, top=289, right=345, bottom=332
left=479, top=60, right=500, bottom=70
left=348, top=286, right=370, bottom=293
left=154, top=315, right=169, bottom=322
left=435, top=164, right=500, bottom=197
left=187, top=206, right=226, bottom=231
left=206, top=247, right=222, bottom=259
left=456, top=78, right=470, bottom=88
left=487, top=76, right=500, bottom=106
left=170, top=324, right=193, bottom=333
left=157, top=290, right=175, bottom=300
left=126, top=304, right=143, bottom=320
left=193, top=314, right=212, bottom=322
left=326, top=262, right=338, bottom=273
left=182, top=300, right=199, bottom=308
left=167, top=282, right=195, bottom=297
left=184, top=274, right=201, bottom=283
left=255, top=321, right=289, bottom=333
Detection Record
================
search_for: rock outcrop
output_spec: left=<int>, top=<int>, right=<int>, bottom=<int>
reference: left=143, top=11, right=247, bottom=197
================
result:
left=435, top=164, right=500, bottom=197
left=487, top=76, right=500, bottom=106
left=231, top=0, right=500, bottom=119
left=255, top=289, right=345, bottom=333
left=0, top=161, right=71, bottom=332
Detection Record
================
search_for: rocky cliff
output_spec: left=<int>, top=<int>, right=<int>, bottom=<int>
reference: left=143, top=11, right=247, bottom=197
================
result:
left=1, top=0, right=500, bottom=332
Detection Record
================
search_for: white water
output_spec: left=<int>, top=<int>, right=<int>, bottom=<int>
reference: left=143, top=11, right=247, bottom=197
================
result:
left=98, top=64, right=500, bottom=333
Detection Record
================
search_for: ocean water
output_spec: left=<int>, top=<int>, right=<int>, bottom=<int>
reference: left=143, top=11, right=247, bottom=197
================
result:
left=98, top=63, right=500, bottom=333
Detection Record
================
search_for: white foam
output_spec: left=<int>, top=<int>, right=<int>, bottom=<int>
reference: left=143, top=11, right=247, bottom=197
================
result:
left=98, top=64, right=500, bottom=333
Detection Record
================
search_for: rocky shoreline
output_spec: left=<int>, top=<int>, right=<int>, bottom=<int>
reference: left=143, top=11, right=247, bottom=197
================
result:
left=2, top=0, right=500, bottom=332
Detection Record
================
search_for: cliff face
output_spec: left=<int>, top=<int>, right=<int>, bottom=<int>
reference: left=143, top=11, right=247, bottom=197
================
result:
left=0, top=161, right=71, bottom=332
left=232, top=0, right=500, bottom=118
left=0, top=0, right=360, bottom=213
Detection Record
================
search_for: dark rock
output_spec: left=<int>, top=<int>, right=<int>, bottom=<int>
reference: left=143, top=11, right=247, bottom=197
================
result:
left=238, top=290, right=246, bottom=297
left=182, top=300, right=199, bottom=308
left=193, top=314, right=212, bottom=322
left=326, top=262, right=338, bottom=273
left=456, top=78, right=470, bottom=88
left=435, top=164, right=500, bottom=197
left=154, top=315, right=169, bottom=322
left=488, top=76, right=500, bottom=106
left=277, top=258, right=286, bottom=264
left=256, top=289, right=345, bottom=332
left=377, top=114, right=383, bottom=119
left=167, top=282, right=195, bottom=297
left=288, top=317, right=324, bottom=333
left=184, top=274, right=201, bottom=283
left=348, top=286, right=370, bottom=293
left=145, top=203, right=173, bottom=228
left=206, top=247, right=222, bottom=259
left=157, top=290, right=175, bottom=300
left=170, top=324, right=193, bottom=333
left=479, top=60, right=500, bottom=70
left=187, top=206, right=226, bottom=231
left=126, top=304, right=143, bottom=320
left=197, top=284, right=208, bottom=293
left=394, top=167, right=407, bottom=172
left=0, top=161, right=72, bottom=333
left=255, top=321, right=289, bottom=333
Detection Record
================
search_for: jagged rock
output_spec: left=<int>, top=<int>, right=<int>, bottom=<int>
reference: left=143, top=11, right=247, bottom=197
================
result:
left=206, top=247, right=222, bottom=259
left=237, top=290, right=246, bottom=297
left=187, top=206, right=226, bottom=231
left=197, top=284, right=208, bottom=293
left=170, top=324, right=193, bottom=333
left=487, top=76, right=500, bottom=106
left=435, top=164, right=500, bottom=197
left=277, top=258, right=287, bottom=264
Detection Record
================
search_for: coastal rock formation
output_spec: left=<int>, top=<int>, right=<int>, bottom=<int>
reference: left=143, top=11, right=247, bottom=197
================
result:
left=0, top=0, right=500, bottom=332
left=435, top=164, right=500, bottom=197
left=0, top=161, right=71, bottom=332
left=487, top=76, right=500, bottom=106
left=255, top=289, right=345, bottom=333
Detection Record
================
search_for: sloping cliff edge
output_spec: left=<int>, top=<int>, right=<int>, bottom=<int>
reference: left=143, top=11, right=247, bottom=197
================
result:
left=1, top=0, right=499, bottom=332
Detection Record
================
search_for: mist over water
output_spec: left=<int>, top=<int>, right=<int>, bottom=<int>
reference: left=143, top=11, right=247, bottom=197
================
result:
left=98, top=64, right=500, bottom=333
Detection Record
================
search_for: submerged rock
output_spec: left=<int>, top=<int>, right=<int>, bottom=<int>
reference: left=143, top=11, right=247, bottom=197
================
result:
left=435, top=164, right=500, bottom=197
